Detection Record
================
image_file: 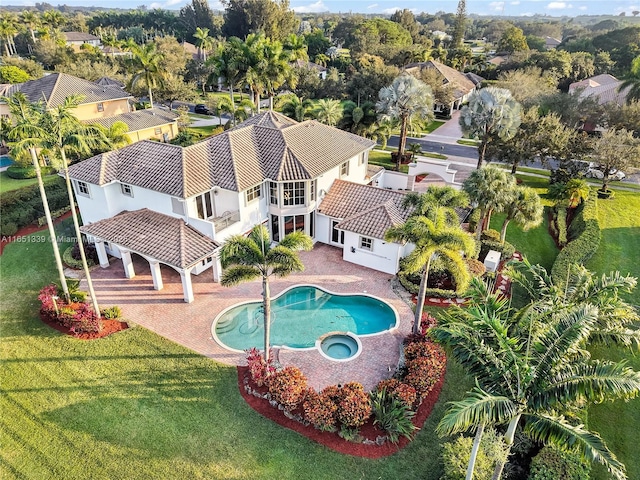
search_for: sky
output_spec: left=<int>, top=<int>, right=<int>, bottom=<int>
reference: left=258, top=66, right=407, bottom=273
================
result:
left=6, top=0, right=640, bottom=17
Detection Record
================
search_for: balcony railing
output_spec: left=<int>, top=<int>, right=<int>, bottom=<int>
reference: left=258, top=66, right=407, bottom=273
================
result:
left=213, top=210, right=241, bottom=232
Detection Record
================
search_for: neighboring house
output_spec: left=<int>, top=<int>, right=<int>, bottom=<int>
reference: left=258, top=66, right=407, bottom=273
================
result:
left=569, top=74, right=631, bottom=131
left=63, top=32, right=101, bottom=52
left=0, top=73, right=178, bottom=142
left=69, top=111, right=389, bottom=301
left=181, top=41, right=199, bottom=60
left=293, top=59, right=327, bottom=80
left=405, top=60, right=478, bottom=114
left=545, top=37, right=561, bottom=50
left=95, top=76, right=125, bottom=89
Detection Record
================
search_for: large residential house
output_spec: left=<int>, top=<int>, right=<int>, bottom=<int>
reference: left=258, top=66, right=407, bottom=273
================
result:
left=569, top=74, right=631, bottom=132
left=404, top=60, right=478, bottom=115
left=70, top=111, right=417, bottom=302
left=63, top=32, right=101, bottom=52
left=0, top=73, right=178, bottom=142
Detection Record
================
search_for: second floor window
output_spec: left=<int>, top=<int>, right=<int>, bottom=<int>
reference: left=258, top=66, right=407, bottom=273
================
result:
left=121, top=184, right=133, bottom=197
left=282, top=181, right=305, bottom=206
left=359, top=236, right=373, bottom=251
left=97, top=102, right=104, bottom=112
left=269, top=182, right=278, bottom=205
left=196, top=191, right=214, bottom=220
left=340, top=161, right=349, bottom=177
left=76, top=181, right=90, bottom=197
left=154, top=127, right=162, bottom=135
left=246, top=184, right=261, bottom=203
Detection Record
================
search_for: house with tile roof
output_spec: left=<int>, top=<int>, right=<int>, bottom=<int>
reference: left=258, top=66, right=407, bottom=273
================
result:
left=69, top=111, right=418, bottom=301
left=63, top=32, right=101, bottom=52
left=569, top=74, right=631, bottom=131
left=404, top=60, right=479, bottom=115
left=0, top=73, right=178, bottom=142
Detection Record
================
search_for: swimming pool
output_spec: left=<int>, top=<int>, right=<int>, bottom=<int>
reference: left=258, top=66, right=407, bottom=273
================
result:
left=212, top=285, right=398, bottom=353
left=0, top=155, right=14, bottom=168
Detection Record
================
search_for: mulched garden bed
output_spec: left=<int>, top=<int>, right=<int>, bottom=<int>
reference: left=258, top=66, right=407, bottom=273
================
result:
left=237, top=365, right=446, bottom=458
left=40, top=314, right=129, bottom=340
left=0, top=210, right=73, bottom=255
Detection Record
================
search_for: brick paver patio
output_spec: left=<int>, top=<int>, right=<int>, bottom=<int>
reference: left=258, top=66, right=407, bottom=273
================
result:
left=86, top=244, right=414, bottom=391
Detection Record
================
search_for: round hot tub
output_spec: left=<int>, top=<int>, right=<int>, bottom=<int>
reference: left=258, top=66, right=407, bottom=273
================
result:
left=317, top=332, right=362, bottom=362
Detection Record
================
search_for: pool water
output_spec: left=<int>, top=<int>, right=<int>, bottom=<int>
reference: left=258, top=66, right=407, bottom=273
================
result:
left=0, top=155, right=14, bottom=168
left=214, top=285, right=396, bottom=351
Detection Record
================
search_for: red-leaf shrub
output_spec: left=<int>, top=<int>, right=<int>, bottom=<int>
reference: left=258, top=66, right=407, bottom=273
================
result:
left=336, top=385, right=372, bottom=428
left=404, top=342, right=446, bottom=399
left=268, top=366, right=308, bottom=410
left=38, top=284, right=102, bottom=334
left=375, top=378, right=417, bottom=409
left=246, top=347, right=276, bottom=387
left=303, top=389, right=338, bottom=431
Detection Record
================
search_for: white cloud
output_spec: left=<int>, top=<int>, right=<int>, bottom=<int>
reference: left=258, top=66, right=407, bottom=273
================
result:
left=381, top=6, right=416, bottom=14
left=510, top=1, right=520, bottom=4
left=292, top=1, right=328, bottom=12
left=367, top=3, right=378, bottom=9
left=547, top=2, right=571, bottom=9
left=579, top=5, right=588, bottom=10
left=488, top=1, right=505, bottom=11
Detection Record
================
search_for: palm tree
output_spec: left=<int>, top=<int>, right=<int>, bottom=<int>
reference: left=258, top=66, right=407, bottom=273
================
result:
left=431, top=280, right=640, bottom=480
left=41, top=10, right=65, bottom=30
left=280, top=94, right=313, bottom=122
left=193, top=27, right=211, bottom=62
left=462, top=165, right=516, bottom=240
left=20, top=10, right=40, bottom=43
left=340, top=101, right=377, bottom=136
left=369, top=120, right=393, bottom=149
left=498, top=185, right=543, bottom=244
left=402, top=186, right=469, bottom=225
left=4, top=93, right=70, bottom=301
left=508, top=260, right=640, bottom=349
left=219, top=225, right=313, bottom=362
left=459, top=87, right=522, bottom=169
left=283, top=34, right=308, bottom=62
left=127, top=42, right=166, bottom=108
left=244, top=33, right=269, bottom=113
left=262, top=39, right=292, bottom=111
left=208, top=37, right=246, bottom=126
left=0, top=14, right=18, bottom=56
left=39, top=95, right=112, bottom=317
left=385, top=208, right=475, bottom=334
left=376, top=73, right=434, bottom=171
left=99, top=121, right=131, bottom=150
left=313, top=99, right=342, bottom=126
left=619, top=56, right=640, bottom=104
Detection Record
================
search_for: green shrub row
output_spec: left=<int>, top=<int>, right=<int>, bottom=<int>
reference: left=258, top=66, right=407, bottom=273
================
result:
left=6, top=165, right=57, bottom=179
left=0, top=177, right=70, bottom=235
left=528, top=446, right=591, bottom=480
left=37, top=206, right=71, bottom=226
left=479, top=239, right=516, bottom=262
left=556, top=206, right=568, bottom=247
left=398, top=272, right=461, bottom=299
left=551, top=191, right=600, bottom=284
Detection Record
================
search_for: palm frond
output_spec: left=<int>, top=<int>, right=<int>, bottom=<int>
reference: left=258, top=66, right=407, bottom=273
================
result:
left=436, top=387, right=518, bottom=436
left=220, top=265, right=261, bottom=286
left=278, top=230, right=313, bottom=251
left=219, top=235, right=264, bottom=268
left=523, top=413, right=627, bottom=480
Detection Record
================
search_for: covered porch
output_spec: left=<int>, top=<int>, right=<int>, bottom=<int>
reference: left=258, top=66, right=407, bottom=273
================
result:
left=80, top=208, right=220, bottom=303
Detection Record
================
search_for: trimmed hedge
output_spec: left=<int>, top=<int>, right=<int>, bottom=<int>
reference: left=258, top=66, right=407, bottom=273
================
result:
left=6, top=165, right=57, bottom=179
left=398, top=272, right=460, bottom=298
left=0, top=177, right=69, bottom=235
left=528, top=446, right=590, bottom=480
left=551, top=191, right=600, bottom=285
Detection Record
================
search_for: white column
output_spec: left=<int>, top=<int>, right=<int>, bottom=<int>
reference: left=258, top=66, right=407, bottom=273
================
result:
left=95, top=240, right=110, bottom=268
left=120, top=249, right=136, bottom=279
left=149, top=260, right=163, bottom=290
left=180, top=267, right=194, bottom=303
left=211, top=255, right=222, bottom=283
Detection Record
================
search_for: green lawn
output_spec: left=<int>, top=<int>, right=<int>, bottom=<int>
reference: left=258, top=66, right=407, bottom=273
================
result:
left=0, top=222, right=474, bottom=480
left=584, top=190, right=640, bottom=480
left=0, top=171, right=59, bottom=194
left=368, top=150, right=409, bottom=174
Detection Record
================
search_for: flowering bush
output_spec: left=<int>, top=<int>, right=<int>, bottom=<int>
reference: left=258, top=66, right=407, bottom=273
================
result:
left=245, top=347, right=276, bottom=387
left=336, top=385, right=372, bottom=428
left=404, top=341, right=446, bottom=398
left=38, top=284, right=102, bottom=334
left=267, top=366, right=308, bottom=410
left=303, top=389, right=338, bottom=431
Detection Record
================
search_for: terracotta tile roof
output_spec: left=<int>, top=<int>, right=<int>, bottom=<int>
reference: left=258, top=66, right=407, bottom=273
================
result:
left=80, top=209, right=219, bottom=269
left=85, top=108, right=178, bottom=132
left=6, top=73, right=130, bottom=108
left=294, top=59, right=327, bottom=72
left=95, top=76, right=125, bottom=88
left=405, top=60, right=476, bottom=99
left=69, top=111, right=375, bottom=198
left=64, top=32, right=100, bottom=42
left=569, top=74, right=629, bottom=106
left=318, top=180, right=412, bottom=239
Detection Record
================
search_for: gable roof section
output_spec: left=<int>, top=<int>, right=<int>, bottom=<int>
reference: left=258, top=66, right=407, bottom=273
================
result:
left=6, top=73, right=130, bottom=108
left=318, top=180, right=412, bottom=239
left=405, top=60, right=476, bottom=99
left=95, top=76, right=125, bottom=88
left=64, top=32, right=99, bottom=42
left=80, top=209, right=219, bottom=269
left=69, top=111, right=375, bottom=198
left=85, top=108, right=178, bottom=133
left=569, top=74, right=629, bottom=106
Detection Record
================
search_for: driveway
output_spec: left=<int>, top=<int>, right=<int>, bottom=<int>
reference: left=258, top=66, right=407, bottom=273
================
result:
left=85, top=244, right=414, bottom=391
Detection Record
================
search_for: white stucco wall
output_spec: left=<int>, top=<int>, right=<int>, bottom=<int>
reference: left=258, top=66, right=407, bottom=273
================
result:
left=341, top=231, right=403, bottom=275
left=374, top=171, right=413, bottom=191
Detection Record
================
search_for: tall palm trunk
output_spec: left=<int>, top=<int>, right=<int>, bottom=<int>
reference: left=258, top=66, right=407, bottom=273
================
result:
left=491, top=414, right=520, bottom=480
left=477, top=139, right=488, bottom=169
left=31, top=148, right=70, bottom=301
left=466, top=424, right=485, bottom=480
left=475, top=207, right=486, bottom=240
left=229, top=85, right=236, bottom=126
left=499, top=218, right=511, bottom=244
left=60, top=148, right=101, bottom=318
left=147, top=86, right=154, bottom=108
left=413, top=252, right=434, bottom=335
left=263, top=275, right=271, bottom=362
